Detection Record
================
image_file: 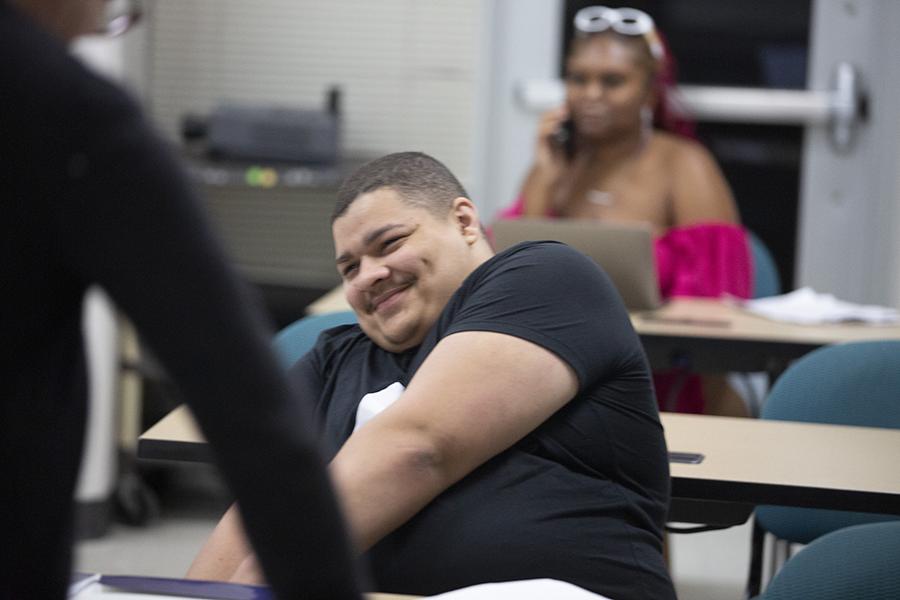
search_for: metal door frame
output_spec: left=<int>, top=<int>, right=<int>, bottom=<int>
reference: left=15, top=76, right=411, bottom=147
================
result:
left=797, top=0, right=900, bottom=306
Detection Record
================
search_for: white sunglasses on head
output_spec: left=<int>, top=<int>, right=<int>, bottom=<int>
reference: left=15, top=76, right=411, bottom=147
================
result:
left=573, top=6, right=664, bottom=62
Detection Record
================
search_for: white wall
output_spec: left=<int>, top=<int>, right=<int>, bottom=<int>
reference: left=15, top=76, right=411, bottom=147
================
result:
left=142, top=0, right=482, bottom=189
left=134, top=0, right=562, bottom=221
left=76, top=289, right=119, bottom=505
left=470, top=0, right=562, bottom=220
left=70, top=39, right=131, bottom=507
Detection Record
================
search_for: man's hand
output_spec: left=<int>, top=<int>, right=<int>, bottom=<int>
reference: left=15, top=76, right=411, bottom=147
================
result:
left=185, top=504, right=253, bottom=583
left=230, top=554, right=265, bottom=586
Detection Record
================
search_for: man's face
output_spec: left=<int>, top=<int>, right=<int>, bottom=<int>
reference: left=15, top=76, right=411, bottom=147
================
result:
left=333, top=188, right=482, bottom=353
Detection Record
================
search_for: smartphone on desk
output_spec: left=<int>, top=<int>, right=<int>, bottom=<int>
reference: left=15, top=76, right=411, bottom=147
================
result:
left=669, top=451, right=705, bottom=464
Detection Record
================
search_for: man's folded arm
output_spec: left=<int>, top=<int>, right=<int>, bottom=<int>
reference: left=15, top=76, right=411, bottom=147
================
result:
left=191, top=328, right=578, bottom=583
left=330, top=329, right=579, bottom=552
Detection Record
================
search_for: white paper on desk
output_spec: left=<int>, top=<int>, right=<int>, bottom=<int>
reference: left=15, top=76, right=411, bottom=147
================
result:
left=742, top=287, right=899, bottom=325
left=427, top=578, right=611, bottom=599
left=69, top=573, right=101, bottom=597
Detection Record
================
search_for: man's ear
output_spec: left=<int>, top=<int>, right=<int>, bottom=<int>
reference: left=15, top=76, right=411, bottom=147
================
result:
left=450, top=197, right=481, bottom=244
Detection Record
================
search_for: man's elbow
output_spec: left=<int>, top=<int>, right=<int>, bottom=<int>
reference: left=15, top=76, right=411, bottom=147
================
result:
left=384, top=426, right=466, bottom=486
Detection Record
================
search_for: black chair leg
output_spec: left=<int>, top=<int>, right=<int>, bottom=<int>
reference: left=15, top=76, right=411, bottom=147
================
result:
left=745, top=516, right=765, bottom=598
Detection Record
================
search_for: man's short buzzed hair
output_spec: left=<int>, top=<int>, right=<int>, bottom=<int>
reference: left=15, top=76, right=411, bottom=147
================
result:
left=332, top=152, right=469, bottom=222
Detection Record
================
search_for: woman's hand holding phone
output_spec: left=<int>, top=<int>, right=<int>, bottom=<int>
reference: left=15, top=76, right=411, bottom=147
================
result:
left=520, top=105, right=577, bottom=217
left=535, top=106, right=573, bottom=178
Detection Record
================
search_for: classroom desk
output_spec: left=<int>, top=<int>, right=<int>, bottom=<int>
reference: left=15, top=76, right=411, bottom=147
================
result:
left=663, top=412, right=900, bottom=524
left=631, top=298, right=900, bottom=374
left=304, top=285, right=350, bottom=315
left=305, top=289, right=900, bottom=374
left=138, top=407, right=900, bottom=526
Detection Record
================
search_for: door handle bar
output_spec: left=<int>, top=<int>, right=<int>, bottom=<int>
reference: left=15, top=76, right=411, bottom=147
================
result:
left=517, top=62, right=866, bottom=151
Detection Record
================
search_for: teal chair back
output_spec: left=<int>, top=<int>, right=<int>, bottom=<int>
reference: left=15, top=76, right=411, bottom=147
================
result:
left=760, top=521, right=900, bottom=600
left=749, top=231, right=781, bottom=298
left=273, top=311, right=357, bottom=367
left=755, top=340, right=900, bottom=543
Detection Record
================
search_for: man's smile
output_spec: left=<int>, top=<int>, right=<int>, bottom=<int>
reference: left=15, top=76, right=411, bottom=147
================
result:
left=370, top=283, right=412, bottom=314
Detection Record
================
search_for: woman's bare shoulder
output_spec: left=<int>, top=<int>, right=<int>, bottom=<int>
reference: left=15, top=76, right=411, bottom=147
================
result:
left=652, top=131, right=712, bottom=160
left=652, top=133, right=738, bottom=224
left=653, top=133, right=727, bottom=185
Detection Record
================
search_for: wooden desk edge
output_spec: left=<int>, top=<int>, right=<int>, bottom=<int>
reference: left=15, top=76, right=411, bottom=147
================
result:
left=309, top=289, right=900, bottom=344
left=140, top=408, right=900, bottom=518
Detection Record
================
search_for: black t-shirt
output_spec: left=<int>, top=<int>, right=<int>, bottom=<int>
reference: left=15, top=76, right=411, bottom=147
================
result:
left=291, top=242, right=675, bottom=600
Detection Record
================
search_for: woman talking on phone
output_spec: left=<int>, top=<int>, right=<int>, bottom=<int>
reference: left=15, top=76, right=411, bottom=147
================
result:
left=500, top=6, right=752, bottom=415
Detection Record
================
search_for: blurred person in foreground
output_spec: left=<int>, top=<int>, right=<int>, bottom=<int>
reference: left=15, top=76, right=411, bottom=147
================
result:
left=0, top=1, right=360, bottom=598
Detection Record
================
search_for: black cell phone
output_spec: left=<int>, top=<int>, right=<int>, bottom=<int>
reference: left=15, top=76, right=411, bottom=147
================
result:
left=668, top=451, right=705, bottom=464
left=553, top=118, right=576, bottom=159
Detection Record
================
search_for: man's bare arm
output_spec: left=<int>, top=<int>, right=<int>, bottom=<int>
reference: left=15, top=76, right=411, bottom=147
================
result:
left=186, top=504, right=252, bottom=582
left=331, top=330, right=579, bottom=551
left=189, top=329, right=578, bottom=581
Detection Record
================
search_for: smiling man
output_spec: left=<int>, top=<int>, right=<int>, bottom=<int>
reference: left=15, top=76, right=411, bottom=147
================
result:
left=189, top=152, right=675, bottom=600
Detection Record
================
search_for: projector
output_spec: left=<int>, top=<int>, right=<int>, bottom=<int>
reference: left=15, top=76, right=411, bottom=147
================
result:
left=183, top=88, right=341, bottom=165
